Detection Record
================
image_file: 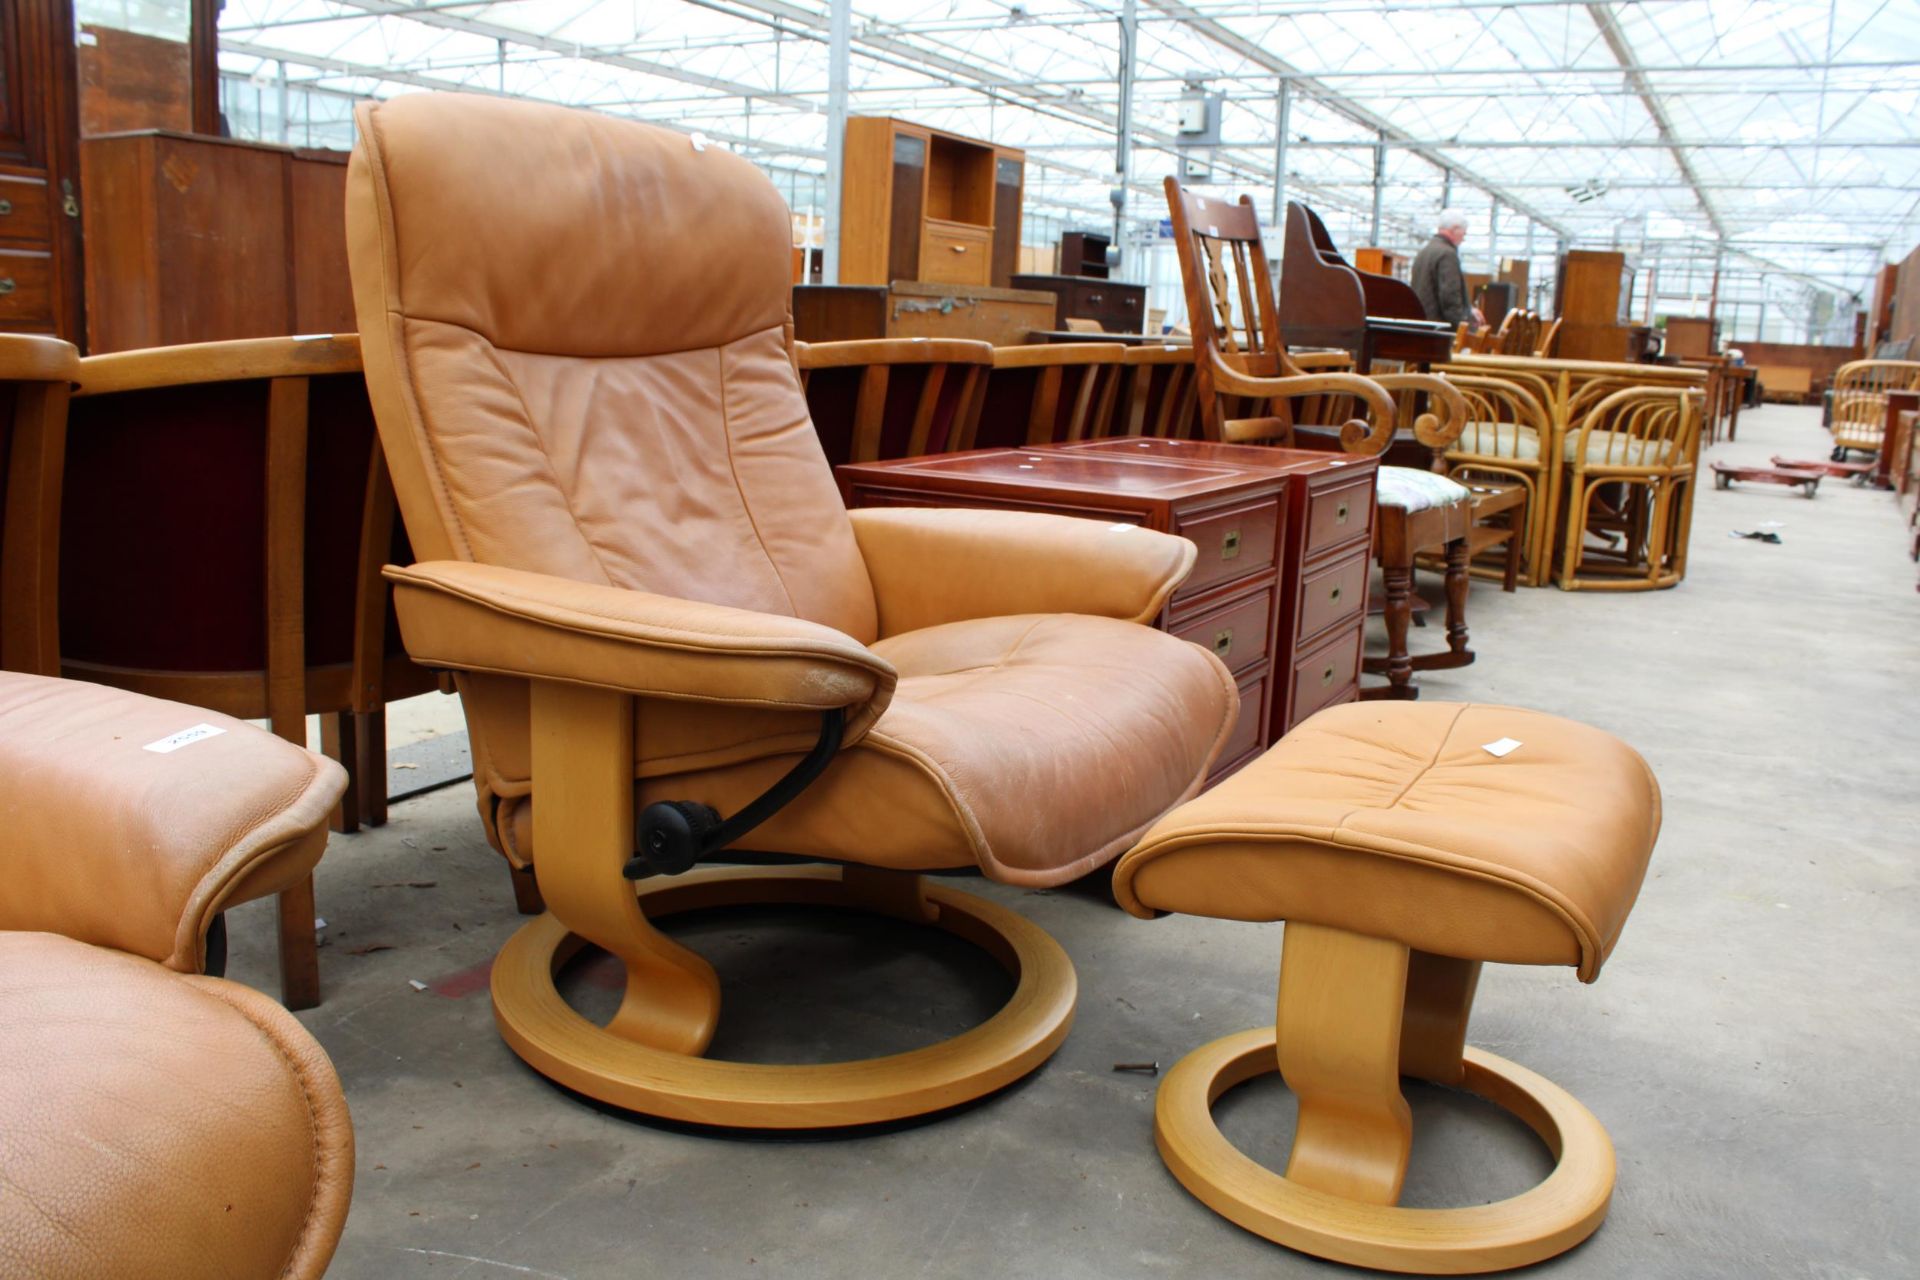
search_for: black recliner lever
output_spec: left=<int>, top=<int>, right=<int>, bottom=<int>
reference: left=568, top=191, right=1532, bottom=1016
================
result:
left=623, top=707, right=846, bottom=880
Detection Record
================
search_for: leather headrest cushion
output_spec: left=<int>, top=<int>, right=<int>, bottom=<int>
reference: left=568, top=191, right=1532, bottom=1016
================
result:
left=356, top=93, right=790, bottom=357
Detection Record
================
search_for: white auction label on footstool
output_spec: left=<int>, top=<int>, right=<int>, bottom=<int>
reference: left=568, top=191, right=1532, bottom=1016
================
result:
left=1482, top=737, right=1523, bottom=758
left=143, top=723, right=226, bottom=753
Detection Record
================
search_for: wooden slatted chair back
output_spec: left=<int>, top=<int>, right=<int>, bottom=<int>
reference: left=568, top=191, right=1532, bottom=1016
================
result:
left=795, top=338, right=994, bottom=465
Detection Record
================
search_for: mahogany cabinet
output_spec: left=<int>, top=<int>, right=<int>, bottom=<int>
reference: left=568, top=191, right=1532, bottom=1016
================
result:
left=79, top=130, right=353, bottom=352
left=1010, top=273, right=1145, bottom=334
left=837, top=441, right=1378, bottom=782
left=0, top=0, right=83, bottom=342
left=838, top=117, right=1023, bottom=289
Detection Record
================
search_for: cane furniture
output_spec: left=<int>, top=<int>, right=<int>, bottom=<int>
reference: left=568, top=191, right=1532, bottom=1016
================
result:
left=1828, top=360, right=1920, bottom=459
left=1115, top=701, right=1660, bottom=1274
left=1558, top=386, right=1702, bottom=590
left=1444, top=373, right=1555, bottom=586
left=0, top=672, right=352, bottom=1280
left=347, top=93, right=1237, bottom=1129
left=796, top=337, right=992, bottom=466
left=971, top=341, right=1127, bottom=447
left=59, top=335, right=438, bottom=1007
left=0, top=334, right=78, bottom=676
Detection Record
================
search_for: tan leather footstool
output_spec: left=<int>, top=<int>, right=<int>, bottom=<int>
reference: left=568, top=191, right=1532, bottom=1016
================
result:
left=1114, top=702, right=1660, bottom=1275
left=0, top=673, right=353, bottom=1278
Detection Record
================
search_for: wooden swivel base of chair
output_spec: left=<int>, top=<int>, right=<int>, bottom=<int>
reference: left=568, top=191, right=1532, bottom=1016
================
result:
left=1151, top=922, right=1615, bottom=1274
left=489, top=864, right=1076, bottom=1130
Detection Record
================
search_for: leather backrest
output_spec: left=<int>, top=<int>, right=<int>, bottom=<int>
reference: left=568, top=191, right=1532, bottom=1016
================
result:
left=346, top=93, right=877, bottom=643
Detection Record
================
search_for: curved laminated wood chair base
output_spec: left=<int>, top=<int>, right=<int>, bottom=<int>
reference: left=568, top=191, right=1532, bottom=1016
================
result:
left=1155, top=1028, right=1615, bottom=1275
left=491, top=864, right=1076, bottom=1130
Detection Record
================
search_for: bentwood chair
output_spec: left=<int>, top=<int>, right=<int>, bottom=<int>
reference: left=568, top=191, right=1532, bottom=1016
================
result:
left=796, top=338, right=992, bottom=465
left=59, top=335, right=439, bottom=1008
left=346, top=93, right=1236, bottom=1129
left=971, top=342, right=1128, bottom=447
left=1162, top=177, right=1472, bottom=700
left=1558, top=385, right=1701, bottom=591
left=1829, top=359, right=1920, bottom=459
left=1445, top=372, right=1557, bottom=586
left=0, top=334, right=79, bottom=676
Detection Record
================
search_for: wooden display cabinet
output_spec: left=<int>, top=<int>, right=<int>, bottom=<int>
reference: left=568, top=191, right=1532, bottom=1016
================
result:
left=1554, top=249, right=1652, bottom=361
left=1060, top=230, right=1111, bottom=279
left=838, top=117, right=1023, bottom=289
left=0, top=0, right=84, bottom=342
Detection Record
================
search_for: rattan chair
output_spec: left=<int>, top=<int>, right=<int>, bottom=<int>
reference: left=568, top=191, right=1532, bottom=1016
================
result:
left=1829, top=359, right=1920, bottom=459
left=1557, top=385, right=1701, bottom=591
left=1445, top=373, right=1556, bottom=586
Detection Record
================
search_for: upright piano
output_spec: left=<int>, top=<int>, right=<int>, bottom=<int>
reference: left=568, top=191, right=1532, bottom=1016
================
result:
left=1277, top=201, right=1456, bottom=372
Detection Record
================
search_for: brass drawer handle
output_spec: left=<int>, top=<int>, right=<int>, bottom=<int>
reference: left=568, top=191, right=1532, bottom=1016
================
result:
left=1212, top=628, right=1234, bottom=659
left=0, top=278, right=14, bottom=295
left=1335, top=500, right=1351, bottom=524
left=1221, top=529, right=1241, bottom=560
left=1329, top=584, right=1343, bottom=605
left=1320, top=665, right=1335, bottom=687
left=0, top=200, right=11, bottom=217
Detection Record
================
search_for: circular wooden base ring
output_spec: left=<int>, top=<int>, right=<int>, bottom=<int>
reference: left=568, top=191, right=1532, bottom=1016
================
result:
left=491, top=866, right=1076, bottom=1129
left=1154, top=1027, right=1616, bottom=1274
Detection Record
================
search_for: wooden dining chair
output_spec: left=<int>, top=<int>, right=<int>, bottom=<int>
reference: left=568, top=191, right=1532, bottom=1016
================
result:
left=59, top=335, right=441, bottom=1008
left=0, top=335, right=80, bottom=678
left=1118, top=343, right=1204, bottom=440
left=970, top=342, right=1128, bottom=447
left=795, top=338, right=994, bottom=466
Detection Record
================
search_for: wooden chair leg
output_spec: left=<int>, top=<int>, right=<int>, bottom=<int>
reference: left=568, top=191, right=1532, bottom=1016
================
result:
left=355, top=708, right=388, bottom=827
left=319, top=711, right=359, bottom=834
left=509, top=863, right=545, bottom=915
left=1380, top=561, right=1415, bottom=699
left=277, top=874, right=321, bottom=1011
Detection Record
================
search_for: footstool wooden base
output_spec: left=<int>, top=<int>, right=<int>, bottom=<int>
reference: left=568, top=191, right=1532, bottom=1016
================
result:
left=1116, top=702, right=1660, bottom=1274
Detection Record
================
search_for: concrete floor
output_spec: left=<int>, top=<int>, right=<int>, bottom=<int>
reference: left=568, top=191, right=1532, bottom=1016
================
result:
left=224, top=402, right=1920, bottom=1279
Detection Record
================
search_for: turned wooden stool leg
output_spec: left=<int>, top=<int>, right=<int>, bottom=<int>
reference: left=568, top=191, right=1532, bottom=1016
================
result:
left=1443, top=536, right=1473, bottom=662
left=1381, top=562, right=1415, bottom=699
left=356, top=708, right=388, bottom=827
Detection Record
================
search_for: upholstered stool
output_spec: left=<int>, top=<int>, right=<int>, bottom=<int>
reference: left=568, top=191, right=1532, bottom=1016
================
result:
left=1114, top=702, right=1660, bottom=1274
left=0, top=672, right=353, bottom=1278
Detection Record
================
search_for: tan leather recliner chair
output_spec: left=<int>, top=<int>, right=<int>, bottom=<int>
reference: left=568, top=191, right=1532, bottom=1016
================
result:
left=0, top=673, right=353, bottom=1279
left=346, top=92, right=1237, bottom=1130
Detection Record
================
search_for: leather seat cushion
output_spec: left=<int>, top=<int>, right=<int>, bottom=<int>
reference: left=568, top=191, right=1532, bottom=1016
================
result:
left=645, top=614, right=1239, bottom=886
left=0, top=933, right=352, bottom=1280
left=1113, top=702, right=1660, bottom=980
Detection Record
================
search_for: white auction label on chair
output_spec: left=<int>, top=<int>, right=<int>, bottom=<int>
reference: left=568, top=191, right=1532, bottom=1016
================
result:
left=143, top=723, right=226, bottom=754
left=1481, top=737, right=1523, bottom=758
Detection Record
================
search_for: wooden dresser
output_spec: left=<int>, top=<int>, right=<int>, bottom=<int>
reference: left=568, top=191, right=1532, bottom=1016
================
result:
left=0, top=0, right=84, bottom=342
left=837, top=441, right=1376, bottom=781
left=1010, top=273, right=1145, bottom=334
left=1064, top=439, right=1379, bottom=734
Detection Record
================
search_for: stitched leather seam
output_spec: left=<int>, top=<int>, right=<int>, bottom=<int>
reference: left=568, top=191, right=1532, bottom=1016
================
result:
left=186, top=979, right=330, bottom=1280
left=716, top=338, right=802, bottom=617
left=397, top=572, right=887, bottom=670
left=183, top=755, right=330, bottom=970
left=1335, top=701, right=1469, bottom=829
left=365, top=110, right=473, bottom=562
left=1121, top=824, right=1603, bottom=978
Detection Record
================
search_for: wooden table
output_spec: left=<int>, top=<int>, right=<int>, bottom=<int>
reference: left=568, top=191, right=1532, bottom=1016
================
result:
left=838, top=441, right=1378, bottom=777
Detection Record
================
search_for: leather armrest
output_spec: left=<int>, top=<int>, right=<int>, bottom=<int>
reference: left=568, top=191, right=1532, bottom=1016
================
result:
left=384, top=561, right=896, bottom=726
left=848, top=506, right=1196, bottom=638
left=0, top=673, right=347, bottom=973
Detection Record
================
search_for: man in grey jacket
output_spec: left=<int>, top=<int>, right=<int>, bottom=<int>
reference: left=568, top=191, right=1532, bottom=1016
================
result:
left=1410, top=209, right=1484, bottom=327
